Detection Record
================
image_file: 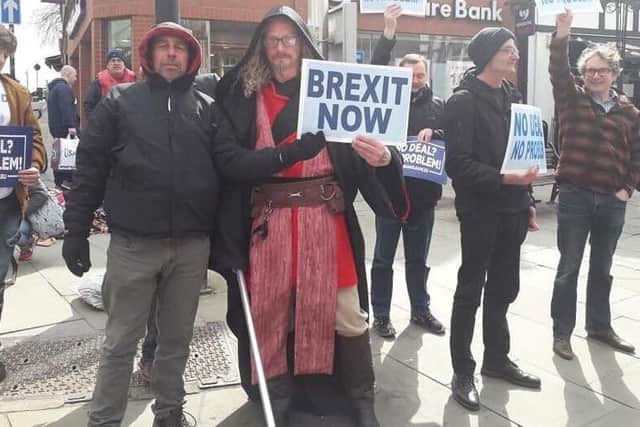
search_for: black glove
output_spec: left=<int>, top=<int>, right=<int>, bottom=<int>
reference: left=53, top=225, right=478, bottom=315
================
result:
left=277, top=131, right=327, bottom=167
left=62, top=234, right=91, bottom=277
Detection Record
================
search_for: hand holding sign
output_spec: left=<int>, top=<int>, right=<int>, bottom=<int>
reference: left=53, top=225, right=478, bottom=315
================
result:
left=501, top=165, right=539, bottom=185
left=501, top=104, right=547, bottom=175
left=417, top=128, right=433, bottom=143
left=384, top=3, right=402, bottom=39
left=17, top=167, right=40, bottom=187
left=556, top=9, right=573, bottom=38
left=353, top=135, right=392, bottom=167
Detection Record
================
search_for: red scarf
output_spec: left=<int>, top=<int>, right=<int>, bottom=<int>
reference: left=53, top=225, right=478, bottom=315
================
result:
left=97, top=68, right=137, bottom=96
left=248, top=82, right=357, bottom=382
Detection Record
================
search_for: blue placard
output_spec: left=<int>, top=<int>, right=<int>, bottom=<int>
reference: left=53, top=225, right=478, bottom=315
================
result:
left=400, top=137, right=447, bottom=184
left=1, top=0, right=21, bottom=25
left=0, top=126, right=33, bottom=188
left=500, top=104, right=547, bottom=174
left=297, top=59, right=412, bottom=145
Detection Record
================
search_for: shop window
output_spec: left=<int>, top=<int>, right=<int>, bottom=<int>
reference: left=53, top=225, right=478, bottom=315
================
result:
left=357, top=31, right=472, bottom=99
left=106, top=19, right=132, bottom=67
left=181, top=18, right=210, bottom=73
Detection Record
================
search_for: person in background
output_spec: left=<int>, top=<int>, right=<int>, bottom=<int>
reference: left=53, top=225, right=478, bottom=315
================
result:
left=83, top=49, right=136, bottom=120
left=369, top=3, right=446, bottom=339
left=0, top=24, right=48, bottom=384
left=47, top=64, right=79, bottom=189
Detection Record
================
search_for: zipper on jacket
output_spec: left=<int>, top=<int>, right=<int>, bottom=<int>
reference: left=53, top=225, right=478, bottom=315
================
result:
left=167, top=88, right=174, bottom=235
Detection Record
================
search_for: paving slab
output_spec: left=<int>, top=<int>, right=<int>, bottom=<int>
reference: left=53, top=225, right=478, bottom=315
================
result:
left=375, top=356, right=517, bottom=427
left=0, top=269, right=79, bottom=335
left=477, top=361, right=626, bottom=427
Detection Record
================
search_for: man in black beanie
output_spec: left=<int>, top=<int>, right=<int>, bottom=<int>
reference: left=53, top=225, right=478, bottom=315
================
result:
left=442, top=27, right=541, bottom=411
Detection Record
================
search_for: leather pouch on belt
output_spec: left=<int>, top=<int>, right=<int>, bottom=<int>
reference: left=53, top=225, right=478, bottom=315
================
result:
left=250, top=177, right=345, bottom=217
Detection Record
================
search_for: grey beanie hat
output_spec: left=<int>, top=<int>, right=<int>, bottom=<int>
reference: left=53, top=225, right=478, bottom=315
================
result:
left=468, top=27, right=516, bottom=72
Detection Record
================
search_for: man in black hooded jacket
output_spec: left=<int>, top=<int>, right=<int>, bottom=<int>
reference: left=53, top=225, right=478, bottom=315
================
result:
left=62, top=22, right=323, bottom=427
left=213, top=5, right=409, bottom=427
left=442, top=27, right=541, bottom=412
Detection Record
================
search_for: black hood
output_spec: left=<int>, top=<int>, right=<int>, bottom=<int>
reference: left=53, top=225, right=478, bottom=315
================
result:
left=216, top=5, right=323, bottom=100
left=48, top=78, right=68, bottom=91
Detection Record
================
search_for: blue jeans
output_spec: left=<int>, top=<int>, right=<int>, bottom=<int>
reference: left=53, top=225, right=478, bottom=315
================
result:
left=551, top=183, right=626, bottom=338
left=370, top=208, right=434, bottom=320
left=0, top=193, right=21, bottom=320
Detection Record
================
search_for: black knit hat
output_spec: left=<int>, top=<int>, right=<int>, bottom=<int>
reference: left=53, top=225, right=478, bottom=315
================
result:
left=468, top=27, right=516, bottom=72
left=106, top=49, right=127, bottom=62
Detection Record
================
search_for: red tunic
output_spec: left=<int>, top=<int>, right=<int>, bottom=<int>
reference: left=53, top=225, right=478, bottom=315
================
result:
left=262, top=81, right=357, bottom=289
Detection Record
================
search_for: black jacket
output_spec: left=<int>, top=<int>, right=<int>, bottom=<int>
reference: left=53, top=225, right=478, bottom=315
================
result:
left=372, top=35, right=444, bottom=221
left=64, top=72, right=292, bottom=238
left=47, top=78, right=79, bottom=138
left=442, top=70, right=532, bottom=215
left=82, top=79, right=102, bottom=120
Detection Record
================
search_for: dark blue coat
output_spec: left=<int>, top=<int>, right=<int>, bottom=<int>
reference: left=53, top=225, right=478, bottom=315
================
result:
left=47, top=78, right=79, bottom=138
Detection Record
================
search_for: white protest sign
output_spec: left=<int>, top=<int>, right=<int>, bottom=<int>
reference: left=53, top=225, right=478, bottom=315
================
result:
left=359, top=0, right=427, bottom=16
left=535, top=0, right=602, bottom=16
left=501, top=104, right=547, bottom=174
left=297, top=59, right=412, bottom=145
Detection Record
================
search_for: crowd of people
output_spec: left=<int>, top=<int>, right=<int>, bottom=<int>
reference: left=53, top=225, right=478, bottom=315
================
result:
left=0, top=3, right=639, bottom=427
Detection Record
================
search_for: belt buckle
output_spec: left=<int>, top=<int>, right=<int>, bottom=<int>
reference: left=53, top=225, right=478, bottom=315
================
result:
left=288, top=191, right=303, bottom=198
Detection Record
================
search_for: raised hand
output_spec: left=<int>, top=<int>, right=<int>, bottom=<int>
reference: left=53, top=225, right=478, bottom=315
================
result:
left=556, top=9, right=573, bottom=39
left=384, top=3, right=402, bottom=39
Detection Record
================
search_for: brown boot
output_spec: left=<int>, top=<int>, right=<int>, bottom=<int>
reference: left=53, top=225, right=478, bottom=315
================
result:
left=336, top=331, right=380, bottom=427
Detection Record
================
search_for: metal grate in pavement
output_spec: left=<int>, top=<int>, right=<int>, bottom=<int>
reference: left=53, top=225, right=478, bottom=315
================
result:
left=0, top=322, right=239, bottom=404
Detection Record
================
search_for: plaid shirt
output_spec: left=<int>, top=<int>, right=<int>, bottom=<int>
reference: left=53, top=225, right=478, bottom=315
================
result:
left=549, top=35, right=640, bottom=195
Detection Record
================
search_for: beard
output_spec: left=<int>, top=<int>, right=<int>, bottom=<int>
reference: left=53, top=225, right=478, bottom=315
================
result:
left=271, top=55, right=295, bottom=74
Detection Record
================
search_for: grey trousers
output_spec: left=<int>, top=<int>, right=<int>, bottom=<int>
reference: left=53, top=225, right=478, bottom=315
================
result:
left=88, top=232, right=209, bottom=427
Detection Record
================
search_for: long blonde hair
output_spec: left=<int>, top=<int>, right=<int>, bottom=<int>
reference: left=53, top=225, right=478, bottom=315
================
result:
left=240, top=20, right=315, bottom=98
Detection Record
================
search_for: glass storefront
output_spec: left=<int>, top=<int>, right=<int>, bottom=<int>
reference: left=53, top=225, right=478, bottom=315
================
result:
left=181, top=18, right=210, bottom=74
left=358, top=31, right=473, bottom=99
left=106, top=19, right=132, bottom=67
left=211, top=21, right=258, bottom=76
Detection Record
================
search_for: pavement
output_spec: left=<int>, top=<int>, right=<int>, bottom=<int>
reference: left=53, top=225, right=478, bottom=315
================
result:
left=1, top=122, right=640, bottom=426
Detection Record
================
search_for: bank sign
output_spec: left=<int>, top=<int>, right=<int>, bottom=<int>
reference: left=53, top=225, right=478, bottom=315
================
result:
left=426, top=0, right=502, bottom=21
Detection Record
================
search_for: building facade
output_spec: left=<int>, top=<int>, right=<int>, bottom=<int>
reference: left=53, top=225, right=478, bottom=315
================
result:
left=56, top=0, right=516, bottom=124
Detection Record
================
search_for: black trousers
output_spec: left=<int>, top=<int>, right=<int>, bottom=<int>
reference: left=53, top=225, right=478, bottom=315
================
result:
left=450, top=209, right=529, bottom=375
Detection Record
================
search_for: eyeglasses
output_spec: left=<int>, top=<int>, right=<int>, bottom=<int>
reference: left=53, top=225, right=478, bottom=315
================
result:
left=584, top=67, right=612, bottom=77
left=263, top=35, right=298, bottom=48
left=498, top=47, right=519, bottom=56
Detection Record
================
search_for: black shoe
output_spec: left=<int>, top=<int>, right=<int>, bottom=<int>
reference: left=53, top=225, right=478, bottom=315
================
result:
left=0, top=361, right=6, bottom=383
left=553, top=337, right=575, bottom=360
left=373, top=318, right=396, bottom=338
left=481, top=360, right=541, bottom=389
left=588, top=330, right=635, bottom=354
left=411, top=311, right=445, bottom=335
left=451, top=374, right=479, bottom=411
left=152, top=408, right=196, bottom=427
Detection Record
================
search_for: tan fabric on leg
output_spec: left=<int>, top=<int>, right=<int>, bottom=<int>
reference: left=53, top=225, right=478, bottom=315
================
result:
left=335, top=285, right=368, bottom=337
